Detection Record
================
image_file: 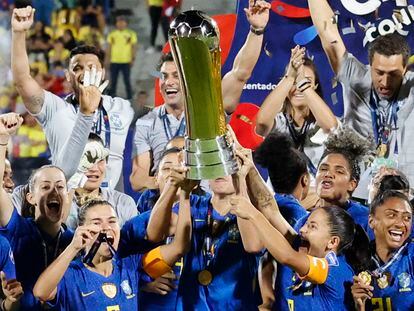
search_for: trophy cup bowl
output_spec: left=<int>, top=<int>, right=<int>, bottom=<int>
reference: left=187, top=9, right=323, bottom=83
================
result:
left=169, top=10, right=238, bottom=180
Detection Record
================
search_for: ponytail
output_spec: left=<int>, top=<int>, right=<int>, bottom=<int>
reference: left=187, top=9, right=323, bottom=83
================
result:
left=343, top=224, right=373, bottom=273
left=320, top=206, right=373, bottom=273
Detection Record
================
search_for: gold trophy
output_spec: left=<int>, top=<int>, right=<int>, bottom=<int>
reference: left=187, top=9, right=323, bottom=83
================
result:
left=169, top=10, right=238, bottom=180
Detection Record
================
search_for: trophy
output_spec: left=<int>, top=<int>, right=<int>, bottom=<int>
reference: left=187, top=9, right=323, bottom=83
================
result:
left=169, top=10, right=238, bottom=180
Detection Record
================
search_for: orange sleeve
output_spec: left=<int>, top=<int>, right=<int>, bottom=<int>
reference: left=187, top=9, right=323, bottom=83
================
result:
left=299, top=255, right=329, bottom=285
left=142, top=246, right=172, bottom=279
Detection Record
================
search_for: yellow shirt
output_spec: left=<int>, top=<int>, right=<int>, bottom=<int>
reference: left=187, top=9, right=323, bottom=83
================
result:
left=148, top=0, right=163, bottom=6
left=107, top=29, right=138, bottom=63
left=48, top=49, right=71, bottom=62
left=16, top=125, right=48, bottom=157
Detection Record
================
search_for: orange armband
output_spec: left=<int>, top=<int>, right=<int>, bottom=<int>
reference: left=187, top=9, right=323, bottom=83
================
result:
left=142, top=246, right=172, bottom=279
left=300, top=255, right=329, bottom=285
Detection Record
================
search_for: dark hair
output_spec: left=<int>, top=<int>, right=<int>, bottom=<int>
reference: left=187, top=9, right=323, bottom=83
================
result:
left=28, top=165, right=66, bottom=192
left=255, top=131, right=308, bottom=194
left=320, top=206, right=371, bottom=272
left=368, top=33, right=410, bottom=67
left=156, top=52, right=174, bottom=71
left=88, top=132, right=104, bottom=145
left=20, top=184, right=35, bottom=218
left=378, top=174, right=410, bottom=194
left=70, top=45, right=105, bottom=67
left=78, top=199, right=113, bottom=226
left=370, top=189, right=413, bottom=215
left=319, top=127, right=374, bottom=183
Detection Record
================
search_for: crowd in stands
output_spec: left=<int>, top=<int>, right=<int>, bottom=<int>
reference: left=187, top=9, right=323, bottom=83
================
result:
left=0, top=0, right=412, bottom=310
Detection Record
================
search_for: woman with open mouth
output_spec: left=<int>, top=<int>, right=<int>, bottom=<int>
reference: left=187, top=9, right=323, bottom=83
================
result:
left=0, top=112, right=74, bottom=310
left=229, top=197, right=371, bottom=310
left=351, top=190, right=414, bottom=311
left=300, top=127, right=374, bottom=230
left=33, top=193, right=192, bottom=310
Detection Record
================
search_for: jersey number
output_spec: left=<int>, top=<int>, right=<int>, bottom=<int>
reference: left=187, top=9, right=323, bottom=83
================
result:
left=106, top=306, right=120, bottom=311
left=372, top=297, right=392, bottom=311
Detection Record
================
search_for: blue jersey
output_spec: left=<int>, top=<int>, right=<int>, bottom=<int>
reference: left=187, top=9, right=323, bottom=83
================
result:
left=136, top=189, right=160, bottom=214
left=366, top=241, right=414, bottom=311
left=0, top=208, right=73, bottom=310
left=134, top=211, right=182, bottom=310
left=275, top=193, right=308, bottom=227
left=50, top=254, right=142, bottom=311
left=295, top=200, right=369, bottom=232
left=174, top=194, right=260, bottom=310
left=274, top=252, right=354, bottom=311
left=0, top=235, right=16, bottom=280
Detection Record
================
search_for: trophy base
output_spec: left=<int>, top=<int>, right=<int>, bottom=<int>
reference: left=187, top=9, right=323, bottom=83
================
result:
left=185, top=134, right=238, bottom=180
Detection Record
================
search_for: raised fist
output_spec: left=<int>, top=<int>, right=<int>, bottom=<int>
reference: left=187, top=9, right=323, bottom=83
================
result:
left=11, top=6, right=35, bottom=33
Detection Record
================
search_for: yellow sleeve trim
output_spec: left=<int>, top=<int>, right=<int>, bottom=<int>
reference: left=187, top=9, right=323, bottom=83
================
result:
left=300, top=255, right=329, bottom=285
left=142, top=246, right=172, bottom=279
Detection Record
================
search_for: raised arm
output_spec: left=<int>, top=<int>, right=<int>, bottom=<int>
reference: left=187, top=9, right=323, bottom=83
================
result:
left=308, top=0, right=346, bottom=74
left=232, top=150, right=264, bottom=253
left=0, top=114, right=23, bottom=227
left=33, top=225, right=99, bottom=302
left=296, top=58, right=337, bottom=132
left=11, top=6, right=45, bottom=114
left=159, top=186, right=192, bottom=265
left=256, top=46, right=303, bottom=136
left=146, top=166, right=187, bottom=242
left=245, top=156, right=297, bottom=243
left=54, top=68, right=108, bottom=179
left=230, top=198, right=309, bottom=276
left=222, top=0, right=270, bottom=114
left=130, top=153, right=157, bottom=191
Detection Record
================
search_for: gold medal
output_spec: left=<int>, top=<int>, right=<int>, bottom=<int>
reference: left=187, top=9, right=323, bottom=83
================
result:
left=198, top=270, right=213, bottom=286
left=377, top=274, right=389, bottom=289
left=358, top=271, right=372, bottom=286
left=377, top=143, right=387, bottom=157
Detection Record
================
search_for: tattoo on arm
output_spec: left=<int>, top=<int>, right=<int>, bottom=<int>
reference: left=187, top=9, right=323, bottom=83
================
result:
left=29, top=95, right=44, bottom=112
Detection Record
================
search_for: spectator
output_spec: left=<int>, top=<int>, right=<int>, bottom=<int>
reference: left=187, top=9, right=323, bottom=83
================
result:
left=106, top=15, right=137, bottom=100
left=145, top=0, right=164, bottom=54
left=47, top=38, right=70, bottom=65
left=61, top=29, right=77, bottom=51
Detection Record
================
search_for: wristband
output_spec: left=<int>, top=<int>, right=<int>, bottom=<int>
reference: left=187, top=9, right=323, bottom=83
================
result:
left=250, top=26, right=265, bottom=36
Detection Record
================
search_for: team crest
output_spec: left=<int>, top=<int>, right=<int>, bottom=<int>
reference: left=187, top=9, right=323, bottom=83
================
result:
left=110, top=113, right=123, bottom=129
left=398, top=272, right=411, bottom=292
left=227, top=223, right=240, bottom=243
left=102, top=283, right=117, bottom=299
left=121, top=280, right=132, bottom=296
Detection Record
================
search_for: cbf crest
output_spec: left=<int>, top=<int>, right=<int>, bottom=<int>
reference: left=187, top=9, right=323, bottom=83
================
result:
left=121, top=280, right=135, bottom=299
left=227, top=223, right=240, bottom=243
left=398, top=272, right=411, bottom=292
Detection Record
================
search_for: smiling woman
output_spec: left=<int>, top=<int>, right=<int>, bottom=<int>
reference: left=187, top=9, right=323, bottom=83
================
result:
left=352, top=190, right=414, bottom=311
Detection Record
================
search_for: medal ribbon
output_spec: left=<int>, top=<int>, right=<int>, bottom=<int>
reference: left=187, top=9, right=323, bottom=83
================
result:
left=371, top=241, right=408, bottom=278
left=369, top=89, right=399, bottom=156
left=284, top=113, right=317, bottom=176
left=159, top=106, right=186, bottom=141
